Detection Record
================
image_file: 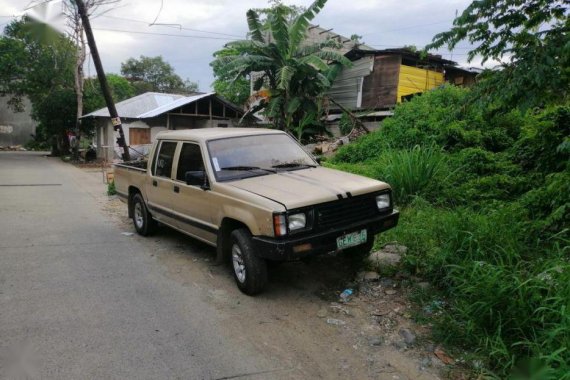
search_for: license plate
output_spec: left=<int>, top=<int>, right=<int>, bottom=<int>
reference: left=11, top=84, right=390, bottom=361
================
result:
left=336, top=229, right=367, bottom=250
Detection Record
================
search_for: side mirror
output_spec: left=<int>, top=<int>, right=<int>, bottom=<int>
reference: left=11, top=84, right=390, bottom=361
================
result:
left=185, top=171, right=209, bottom=189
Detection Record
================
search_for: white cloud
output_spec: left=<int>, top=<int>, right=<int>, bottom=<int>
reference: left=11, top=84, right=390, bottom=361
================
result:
left=1, top=0, right=478, bottom=90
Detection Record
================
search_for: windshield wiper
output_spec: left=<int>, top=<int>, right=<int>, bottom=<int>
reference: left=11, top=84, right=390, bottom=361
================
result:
left=271, top=162, right=317, bottom=169
left=220, top=165, right=276, bottom=173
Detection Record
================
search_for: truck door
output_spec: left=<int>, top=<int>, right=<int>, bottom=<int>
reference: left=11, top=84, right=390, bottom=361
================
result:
left=172, top=142, right=218, bottom=245
left=146, top=140, right=180, bottom=228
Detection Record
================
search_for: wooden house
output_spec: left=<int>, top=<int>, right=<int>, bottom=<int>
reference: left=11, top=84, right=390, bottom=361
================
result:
left=327, top=48, right=476, bottom=112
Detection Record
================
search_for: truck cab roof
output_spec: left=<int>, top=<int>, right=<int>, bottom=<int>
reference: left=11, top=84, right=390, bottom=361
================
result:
left=155, top=128, right=286, bottom=143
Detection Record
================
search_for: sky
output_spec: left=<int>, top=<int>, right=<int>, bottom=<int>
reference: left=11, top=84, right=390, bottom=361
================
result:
left=0, top=0, right=483, bottom=91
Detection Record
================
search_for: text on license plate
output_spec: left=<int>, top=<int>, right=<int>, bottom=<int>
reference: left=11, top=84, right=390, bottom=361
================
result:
left=336, top=229, right=367, bottom=250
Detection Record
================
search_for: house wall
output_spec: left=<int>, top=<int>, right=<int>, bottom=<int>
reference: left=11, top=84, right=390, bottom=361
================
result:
left=95, top=116, right=240, bottom=160
left=95, top=120, right=115, bottom=162
left=327, top=55, right=374, bottom=110
left=0, top=96, right=37, bottom=147
left=397, top=65, right=444, bottom=102
left=361, top=55, right=401, bottom=109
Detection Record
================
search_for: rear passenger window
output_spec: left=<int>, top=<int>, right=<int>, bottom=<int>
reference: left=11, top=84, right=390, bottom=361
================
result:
left=176, top=143, right=205, bottom=181
left=154, top=141, right=177, bottom=178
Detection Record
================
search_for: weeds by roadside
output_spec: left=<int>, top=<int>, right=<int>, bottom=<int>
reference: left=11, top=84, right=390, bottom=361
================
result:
left=326, top=86, right=570, bottom=378
left=107, top=180, right=116, bottom=196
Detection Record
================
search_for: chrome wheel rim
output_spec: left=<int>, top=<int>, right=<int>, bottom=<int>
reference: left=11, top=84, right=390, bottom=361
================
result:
left=232, top=244, right=246, bottom=283
left=134, top=202, right=144, bottom=229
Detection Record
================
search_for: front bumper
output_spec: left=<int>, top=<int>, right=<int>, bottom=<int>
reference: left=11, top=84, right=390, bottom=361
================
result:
left=252, top=210, right=399, bottom=261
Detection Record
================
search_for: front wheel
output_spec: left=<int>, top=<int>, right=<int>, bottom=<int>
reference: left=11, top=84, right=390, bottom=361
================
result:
left=230, top=229, right=268, bottom=295
left=132, top=193, right=156, bottom=236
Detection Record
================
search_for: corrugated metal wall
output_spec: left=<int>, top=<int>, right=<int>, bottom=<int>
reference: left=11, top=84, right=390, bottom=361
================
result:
left=397, top=65, right=444, bottom=102
left=327, top=55, right=374, bottom=109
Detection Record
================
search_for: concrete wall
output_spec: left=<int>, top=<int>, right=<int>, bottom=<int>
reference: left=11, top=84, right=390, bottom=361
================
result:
left=0, top=96, right=37, bottom=147
left=95, top=116, right=240, bottom=161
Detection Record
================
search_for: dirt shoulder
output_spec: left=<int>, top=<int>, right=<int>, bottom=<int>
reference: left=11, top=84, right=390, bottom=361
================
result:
left=82, top=166, right=453, bottom=380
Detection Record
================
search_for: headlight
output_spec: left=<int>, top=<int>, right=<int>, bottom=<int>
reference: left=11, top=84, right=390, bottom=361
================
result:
left=288, top=213, right=306, bottom=231
left=376, top=193, right=391, bottom=210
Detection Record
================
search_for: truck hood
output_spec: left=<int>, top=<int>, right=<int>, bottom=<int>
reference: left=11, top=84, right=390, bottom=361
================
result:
left=228, top=166, right=390, bottom=209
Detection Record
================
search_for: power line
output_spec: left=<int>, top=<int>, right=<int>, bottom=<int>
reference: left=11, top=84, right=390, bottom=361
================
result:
left=100, top=15, right=244, bottom=38
left=92, top=27, right=236, bottom=40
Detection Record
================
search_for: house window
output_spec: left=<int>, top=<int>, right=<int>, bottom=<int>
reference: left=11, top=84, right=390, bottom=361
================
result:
left=129, top=128, right=151, bottom=145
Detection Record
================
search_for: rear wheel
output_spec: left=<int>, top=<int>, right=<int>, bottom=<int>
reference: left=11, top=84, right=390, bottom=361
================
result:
left=132, top=193, right=156, bottom=236
left=230, top=229, right=268, bottom=295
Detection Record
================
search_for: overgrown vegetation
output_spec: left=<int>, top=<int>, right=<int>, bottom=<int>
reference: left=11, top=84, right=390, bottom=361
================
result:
left=327, top=85, right=569, bottom=377
left=211, top=0, right=351, bottom=139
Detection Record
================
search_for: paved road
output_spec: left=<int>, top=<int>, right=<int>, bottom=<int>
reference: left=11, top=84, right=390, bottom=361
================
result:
left=0, top=152, right=278, bottom=379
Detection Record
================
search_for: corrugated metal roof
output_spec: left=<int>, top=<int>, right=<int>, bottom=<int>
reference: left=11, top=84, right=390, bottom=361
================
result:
left=137, top=92, right=214, bottom=118
left=82, top=91, right=216, bottom=119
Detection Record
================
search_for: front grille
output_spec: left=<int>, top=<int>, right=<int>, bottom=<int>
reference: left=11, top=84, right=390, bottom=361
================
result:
left=316, top=194, right=381, bottom=230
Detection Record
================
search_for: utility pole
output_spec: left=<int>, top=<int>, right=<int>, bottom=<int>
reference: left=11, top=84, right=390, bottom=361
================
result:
left=74, top=0, right=130, bottom=161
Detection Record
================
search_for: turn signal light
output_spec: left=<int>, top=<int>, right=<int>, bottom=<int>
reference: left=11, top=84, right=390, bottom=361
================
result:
left=273, top=214, right=287, bottom=237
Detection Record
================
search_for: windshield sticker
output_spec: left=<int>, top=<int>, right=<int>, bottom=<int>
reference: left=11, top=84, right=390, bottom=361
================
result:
left=212, top=157, right=221, bottom=172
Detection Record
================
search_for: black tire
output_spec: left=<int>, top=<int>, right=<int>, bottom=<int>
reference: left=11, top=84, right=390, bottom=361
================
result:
left=132, top=193, right=156, bottom=236
left=230, top=229, right=268, bottom=295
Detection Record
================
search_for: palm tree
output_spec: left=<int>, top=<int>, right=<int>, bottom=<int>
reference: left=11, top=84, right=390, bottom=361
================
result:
left=211, top=0, right=351, bottom=138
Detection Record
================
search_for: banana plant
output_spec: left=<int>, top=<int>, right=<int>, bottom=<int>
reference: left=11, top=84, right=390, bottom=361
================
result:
left=212, top=0, right=351, bottom=138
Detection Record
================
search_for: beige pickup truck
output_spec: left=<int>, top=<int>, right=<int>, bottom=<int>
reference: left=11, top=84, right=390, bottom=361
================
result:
left=114, top=128, right=399, bottom=295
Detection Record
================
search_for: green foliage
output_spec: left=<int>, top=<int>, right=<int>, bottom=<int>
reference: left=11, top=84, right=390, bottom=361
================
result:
left=120, top=55, right=199, bottom=95
left=211, top=47, right=250, bottom=106
left=211, top=0, right=351, bottom=136
left=83, top=74, right=135, bottom=114
left=329, top=82, right=570, bottom=376
left=512, top=105, right=570, bottom=174
left=107, top=180, right=116, bottom=196
left=0, top=18, right=77, bottom=150
left=428, top=0, right=569, bottom=110
left=338, top=112, right=355, bottom=135
left=379, top=146, right=446, bottom=204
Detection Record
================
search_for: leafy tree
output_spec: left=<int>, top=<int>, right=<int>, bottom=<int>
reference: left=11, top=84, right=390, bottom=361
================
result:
left=211, top=48, right=250, bottom=107
left=0, top=18, right=77, bottom=153
left=211, top=0, right=351, bottom=137
left=252, top=0, right=306, bottom=23
left=83, top=73, right=135, bottom=114
left=427, top=0, right=569, bottom=109
left=120, top=55, right=199, bottom=95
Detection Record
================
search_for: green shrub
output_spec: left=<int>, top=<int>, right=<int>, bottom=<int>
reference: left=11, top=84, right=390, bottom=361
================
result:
left=380, top=85, right=485, bottom=150
left=338, top=112, right=355, bottom=135
left=378, top=145, right=447, bottom=204
left=328, top=87, right=570, bottom=376
left=331, top=130, right=386, bottom=163
left=512, top=105, right=570, bottom=174
left=107, top=180, right=116, bottom=196
left=378, top=203, right=570, bottom=377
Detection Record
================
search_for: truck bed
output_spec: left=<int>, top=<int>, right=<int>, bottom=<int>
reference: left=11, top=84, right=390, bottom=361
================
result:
left=114, top=160, right=149, bottom=200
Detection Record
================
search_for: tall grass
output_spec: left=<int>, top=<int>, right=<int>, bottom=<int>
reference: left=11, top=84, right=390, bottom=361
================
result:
left=327, top=145, right=447, bottom=205
left=378, top=201, right=570, bottom=378
left=379, top=145, right=446, bottom=204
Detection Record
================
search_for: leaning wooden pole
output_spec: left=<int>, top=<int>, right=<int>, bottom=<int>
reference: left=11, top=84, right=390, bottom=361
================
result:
left=74, top=0, right=130, bottom=161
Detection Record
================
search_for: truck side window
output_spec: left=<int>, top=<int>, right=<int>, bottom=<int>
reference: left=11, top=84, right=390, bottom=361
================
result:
left=176, top=143, right=204, bottom=181
left=154, top=141, right=177, bottom=178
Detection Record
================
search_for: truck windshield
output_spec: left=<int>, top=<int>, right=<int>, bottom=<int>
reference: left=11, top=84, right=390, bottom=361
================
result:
left=207, top=134, right=317, bottom=181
